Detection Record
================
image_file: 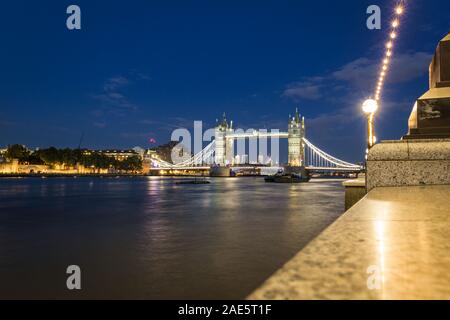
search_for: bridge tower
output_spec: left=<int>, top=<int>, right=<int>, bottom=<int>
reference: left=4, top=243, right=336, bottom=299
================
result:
left=215, top=113, right=233, bottom=166
left=288, top=108, right=305, bottom=167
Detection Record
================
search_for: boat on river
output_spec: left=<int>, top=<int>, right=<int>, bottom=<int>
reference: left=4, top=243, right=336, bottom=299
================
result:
left=176, top=179, right=210, bottom=185
left=264, top=173, right=310, bottom=184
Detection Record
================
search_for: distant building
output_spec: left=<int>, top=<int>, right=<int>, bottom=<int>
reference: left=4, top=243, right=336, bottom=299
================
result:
left=234, top=154, right=249, bottom=165
left=145, top=149, right=157, bottom=158
left=0, top=148, right=6, bottom=163
left=86, top=149, right=139, bottom=161
left=132, top=146, right=146, bottom=159
left=148, top=141, right=192, bottom=164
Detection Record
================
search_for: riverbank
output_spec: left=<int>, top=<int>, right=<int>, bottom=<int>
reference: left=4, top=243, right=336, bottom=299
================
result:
left=249, top=184, right=450, bottom=300
left=0, top=173, right=354, bottom=179
left=0, top=173, right=144, bottom=178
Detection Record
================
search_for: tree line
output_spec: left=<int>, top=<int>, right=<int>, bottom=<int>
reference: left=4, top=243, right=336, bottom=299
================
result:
left=4, top=144, right=142, bottom=172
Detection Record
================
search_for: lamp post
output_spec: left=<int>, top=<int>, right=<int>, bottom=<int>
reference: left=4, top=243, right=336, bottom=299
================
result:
left=362, top=99, right=379, bottom=150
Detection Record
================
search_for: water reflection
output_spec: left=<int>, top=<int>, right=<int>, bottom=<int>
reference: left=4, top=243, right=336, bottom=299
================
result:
left=0, top=177, right=344, bottom=299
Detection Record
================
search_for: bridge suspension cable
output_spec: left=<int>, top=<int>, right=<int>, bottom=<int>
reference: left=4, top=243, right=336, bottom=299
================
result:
left=151, top=141, right=216, bottom=168
left=151, top=137, right=361, bottom=171
left=302, top=138, right=361, bottom=169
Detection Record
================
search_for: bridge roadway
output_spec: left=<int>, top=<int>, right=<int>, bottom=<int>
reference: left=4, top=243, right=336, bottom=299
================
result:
left=148, top=137, right=363, bottom=172
left=148, top=165, right=362, bottom=173
left=225, top=132, right=289, bottom=139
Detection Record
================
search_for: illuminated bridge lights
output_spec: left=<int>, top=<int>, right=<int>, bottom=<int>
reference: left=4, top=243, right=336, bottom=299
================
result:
left=150, top=138, right=362, bottom=171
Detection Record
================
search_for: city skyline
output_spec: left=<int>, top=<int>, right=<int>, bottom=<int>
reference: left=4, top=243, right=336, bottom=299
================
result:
left=1, top=1, right=450, bottom=163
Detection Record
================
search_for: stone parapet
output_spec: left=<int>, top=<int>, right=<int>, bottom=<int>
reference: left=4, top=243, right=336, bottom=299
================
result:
left=343, top=176, right=366, bottom=210
left=366, top=139, right=450, bottom=191
left=249, top=185, right=450, bottom=300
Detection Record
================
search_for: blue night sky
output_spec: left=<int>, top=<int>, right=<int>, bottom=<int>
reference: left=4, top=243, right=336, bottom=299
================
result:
left=1, top=0, right=449, bottom=162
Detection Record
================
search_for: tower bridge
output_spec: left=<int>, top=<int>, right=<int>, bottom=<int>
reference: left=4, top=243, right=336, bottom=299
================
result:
left=150, top=109, right=362, bottom=174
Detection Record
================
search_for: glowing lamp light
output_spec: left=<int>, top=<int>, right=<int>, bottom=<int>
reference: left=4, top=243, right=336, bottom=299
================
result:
left=386, top=42, right=393, bottom=48
left=392, top=20, right=399, bottom=28
left=362, top=99, right=379, bottom=114
left=390, top=32, right=397, bottom=39
left=386, top=51, right=392, bottom=57
left=396, top=7, right=404, bottom=15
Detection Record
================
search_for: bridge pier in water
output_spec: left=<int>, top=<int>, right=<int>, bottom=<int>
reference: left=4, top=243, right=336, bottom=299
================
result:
left=285, top=108, right=307, bottom=175
left=287, top=108, right=305, bottom=167
left=214, top=113, right=234, bottom=167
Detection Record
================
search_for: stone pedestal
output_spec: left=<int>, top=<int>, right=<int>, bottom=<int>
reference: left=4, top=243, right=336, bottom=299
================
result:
left=366, top=139, right=450, bottom=191
left=367, top=33, right=450, bottom=191
left=343, top=175, right=366, bottom=210
left=405, top=32, right=450, bottom=139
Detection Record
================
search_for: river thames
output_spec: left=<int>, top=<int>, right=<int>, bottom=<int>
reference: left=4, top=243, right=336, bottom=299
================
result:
left=0, top=177, right=344, bottom=299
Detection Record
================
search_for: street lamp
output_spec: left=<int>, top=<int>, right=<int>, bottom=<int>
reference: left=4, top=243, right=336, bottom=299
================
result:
left=362, top=99, right=378, bottom=149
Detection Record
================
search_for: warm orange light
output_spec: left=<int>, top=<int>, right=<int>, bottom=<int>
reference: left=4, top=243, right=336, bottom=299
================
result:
left=362, top=99, right=379, bottom=114
left=371, top=7, right=406, bottom=110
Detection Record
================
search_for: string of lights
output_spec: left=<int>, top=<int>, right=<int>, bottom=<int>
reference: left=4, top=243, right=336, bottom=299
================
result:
left=374, top=1, right=406, bottom=101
